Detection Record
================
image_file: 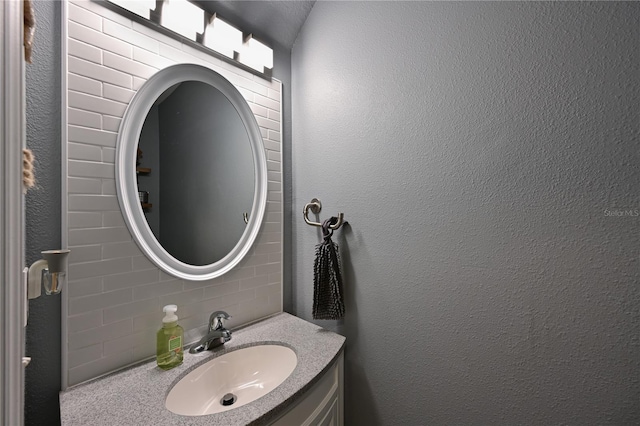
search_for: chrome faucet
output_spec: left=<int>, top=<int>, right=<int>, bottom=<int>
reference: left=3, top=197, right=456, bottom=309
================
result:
left=189, top=311, right=232, bottom=354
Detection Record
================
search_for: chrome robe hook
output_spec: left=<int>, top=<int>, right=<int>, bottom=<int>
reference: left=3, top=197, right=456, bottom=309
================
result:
left=303, top=198, right=345, bottom=230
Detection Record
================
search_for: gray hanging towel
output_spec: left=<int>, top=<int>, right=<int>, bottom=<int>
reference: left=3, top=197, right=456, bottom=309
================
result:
left=313, top=217, right=345, bottom=320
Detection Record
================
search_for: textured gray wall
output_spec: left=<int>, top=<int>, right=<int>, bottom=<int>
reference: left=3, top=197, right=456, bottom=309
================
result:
left=25, top=1, right=62, bottom=425
left=291, top=2, right=639, bottom=424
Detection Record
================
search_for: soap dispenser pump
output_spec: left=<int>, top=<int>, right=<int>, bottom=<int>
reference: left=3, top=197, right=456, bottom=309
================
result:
left=156, top=304, right=184, bottom=370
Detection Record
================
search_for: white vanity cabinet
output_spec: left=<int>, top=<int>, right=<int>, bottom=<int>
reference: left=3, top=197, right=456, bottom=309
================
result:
left=271, top=351, right=344, bottom=426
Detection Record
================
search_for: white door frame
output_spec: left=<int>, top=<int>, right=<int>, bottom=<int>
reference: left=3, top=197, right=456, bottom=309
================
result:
left=1, top=0, right=27, bottom=424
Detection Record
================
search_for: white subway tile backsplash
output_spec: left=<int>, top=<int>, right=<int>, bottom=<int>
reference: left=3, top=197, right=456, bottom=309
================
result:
left=203, top=280, right=241, bottom=300
left=69, top=142, right=102, bottom=162
left=249, top=103, right=268, bottom=118
left=69, top=226, right=130, bottom=246
left=103, top=298, right=159, bottom=325
left=255, top=262, right=281, bottom=276
left=101, top=179, right=116, bottom=195
left=103, top=83, right=135, bottom=104
left=102, top=116, right=121, bottom=132
left=68, top=350, right=134, bottom=387
left=69, top=91, right=127, bottom=117
left=65, top=0, right=282, bottom=386
left=257, top=116, right=280, bottom=132
left=261, top=221, right=281, bottom=233
left=254, top=242, right=281, bottom=255
left=131, top=21, right=181, bottom=48
left=268, top=109, right=280, bottom=122
left=268, top=195, right=282, bottom=207
left=267, top=88, right=280, bottom=100
left=69, top=74, right=102, bottom=97
left=132, top=311, right=161, bottom=333
left=238, top=87, right=255, bottom=103
left=68, top=277, right=104, bottom=299
left=72, top=0, right=132, bottom=29
left=131, top=255, right=156, bottom=271
left=268, top=130, right=281, bottom=142
left=103, top=269, right=161, bottom=292
left=69, top=318, right=133, bottom=350
left=267, top=181, right=280, bottom=192
left=222, top=266, right=256, bottom=282
left=103, top=331, right=154, bottom=358
left=68, top=161, right=115, bottom=180
left=268, top=272, right=282, bottom=285
left=69, top=39, right=102, bottom=64
left=240, top=275, right=270, bottom=290
left=68, top=310, right=103, bottom=333
left=238, top=253, right=269, bottom=268
left=104, top=51, right=157, bottom=79
left=256, top=232, right=282, bottom=246
left=255, top=283, right=281, bottom=299
left=266, top=201, right=282, bottom=214
left=132, top=344, right=155, bottom=362
left=102, top=211, right=125, bottom=227
left=227, top=73, right=269, bottom=97
left=68, top=244, right=102, bottom=264
left=69, top=21, right=133, bottom=59
left=265, top=212, right=282, bottom=224
left=238, top=296, right=277, bottom=322
left=267, top=160, right=281, bottom=172
left=69, top=56, right=132, bottom=89
left=68, top=343, right=103, bottom=369
left=68, top=194, right=119, bottom=212
left=69, top=288, right=133, bottom=316
left=69, top=108, right=102, bottom=129
left=103, top=19, right=159, bottom=54
left=102, top=147, right=116, bottom=164
left=158, top=287, right=205, bottom=308
left=210, top=288, right=257, bottom=309
left=68, top=177, right=102, bottom=195
left=157, top=42, right=196, bottom=64
left=133, top=279, right=183, bottom=301
left=132, top=46, right=174, bottom=69
left=254, top=93, right=280, bottom=112
left=102, top=241, right=141, bottom=260
left=69, top=126, right=118, bottom=147
left=264, top=139, right=281, bottom=152
left=68, top=3, right=102, bottom=31
left=69, top=212, right=102, bottom=229
left=267, top=171, right=282, bottom=182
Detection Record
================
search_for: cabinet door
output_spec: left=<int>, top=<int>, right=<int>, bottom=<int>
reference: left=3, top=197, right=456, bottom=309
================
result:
left=318, top=397, right=339, bottom=426
left=270, top=352, right=343, bottom=426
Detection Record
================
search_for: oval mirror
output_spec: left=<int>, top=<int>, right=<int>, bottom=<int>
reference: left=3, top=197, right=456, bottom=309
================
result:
left=116, top=64, right=267, bottom=281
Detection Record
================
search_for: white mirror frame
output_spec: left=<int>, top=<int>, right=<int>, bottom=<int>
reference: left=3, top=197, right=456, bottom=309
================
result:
left=115, top=63, right=268, bottom=281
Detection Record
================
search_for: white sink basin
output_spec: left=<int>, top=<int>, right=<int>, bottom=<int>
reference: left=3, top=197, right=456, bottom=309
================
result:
left=165, top=345, right=297, bottom=416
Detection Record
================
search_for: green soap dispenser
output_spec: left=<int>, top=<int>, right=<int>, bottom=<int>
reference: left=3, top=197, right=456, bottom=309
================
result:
left=156, top=304, right=184, bottom=370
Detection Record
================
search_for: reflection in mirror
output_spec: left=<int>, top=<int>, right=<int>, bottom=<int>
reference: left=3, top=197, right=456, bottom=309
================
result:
left=116, top=64, right=267, bottom=281
left=137, top=81, right=255, bottom=265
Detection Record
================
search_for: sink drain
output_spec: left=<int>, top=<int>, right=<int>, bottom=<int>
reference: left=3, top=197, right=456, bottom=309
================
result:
left=221, top=393, right=237, bottom=406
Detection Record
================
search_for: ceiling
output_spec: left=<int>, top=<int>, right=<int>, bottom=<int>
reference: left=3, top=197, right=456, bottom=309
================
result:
left=192, top=1, right=316, bottom=50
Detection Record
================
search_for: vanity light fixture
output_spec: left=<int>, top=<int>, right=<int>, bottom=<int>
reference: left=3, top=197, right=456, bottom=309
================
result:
left=27, top=249, right=71, bottom=299
left=203, top=14, right=242, bottom=59
left=238, top=35, right=274, bottom=73
left=159, top=0, right=204, bottom=40
left=103, top=0, right=274, bottom=79
left=106, top=0, right=155, bottom=19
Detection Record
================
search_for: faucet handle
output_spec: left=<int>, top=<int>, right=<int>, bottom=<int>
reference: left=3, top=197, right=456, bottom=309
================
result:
left=209, top=311, right=231, bottom=331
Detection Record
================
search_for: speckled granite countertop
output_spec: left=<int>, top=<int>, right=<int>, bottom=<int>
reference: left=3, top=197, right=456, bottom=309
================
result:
left=60, top=313, right=345, bottom=425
